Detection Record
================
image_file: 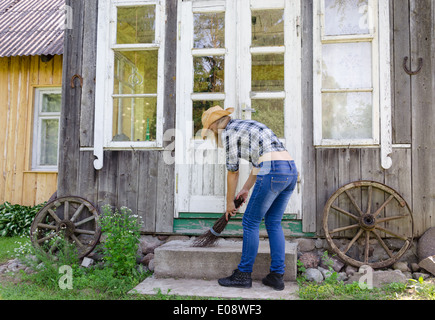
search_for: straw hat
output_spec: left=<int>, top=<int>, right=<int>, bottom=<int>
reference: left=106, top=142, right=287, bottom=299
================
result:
left=201, top=106, right=234, bottom=139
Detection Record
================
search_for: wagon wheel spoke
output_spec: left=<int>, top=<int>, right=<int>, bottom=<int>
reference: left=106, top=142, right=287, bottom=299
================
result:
left=37, top=223, right=57, bottom=230
left=376, top=215, right=407, bottom=224
left=364, top=231, right=370, bottom=264
left=342, top=228, right=364, bottom=255
left=48, top=209, right=62, bottom=223
left=48, top=238, right=61, bottom=255
left=372, top=229, right=394, bottom=258
left=373, top=194, right=395, bottom=218
left=75, top=229, right=96, bottom=235
left=74, top=215, right=96, bottom=227
left=70, top=234, right=84, bottom=247
left=64, top=200, right=69, bottom=220
left=331, top=205, right=359, bottom=221
left=375, top=225, right=408, bottom=241
left=36, top=232, right=58, bottom=244
left=329, top=224, right=360, bottom=235
left=70, top=203, right=85, bottom=222
left=344, top=190, right=364, bottom=217
left=366, top=186, right=372, bottom=214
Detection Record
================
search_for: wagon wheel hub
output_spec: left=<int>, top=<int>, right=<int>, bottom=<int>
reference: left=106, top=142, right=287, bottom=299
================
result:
left=57, top=220, right=76, bottom=237
left=360, top=214, right=376, bottom=231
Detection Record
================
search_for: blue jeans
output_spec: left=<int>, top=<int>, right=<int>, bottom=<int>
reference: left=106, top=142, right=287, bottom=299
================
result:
left=238, top=160, right=298, bottom=275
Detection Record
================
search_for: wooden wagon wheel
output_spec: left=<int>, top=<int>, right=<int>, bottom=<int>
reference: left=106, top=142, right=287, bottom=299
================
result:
left=323, top=181, right=413, bottom=269
left=30, top=196, right=101, bottom=259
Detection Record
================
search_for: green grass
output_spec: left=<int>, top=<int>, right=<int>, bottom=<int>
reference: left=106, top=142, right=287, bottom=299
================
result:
left=0, top=236, right=209, bottom=300
left=0, top=236, right=29, bottom=263
left=297, top=279, right=408, bottom=300
left=1, top=236, right=435, bottom=300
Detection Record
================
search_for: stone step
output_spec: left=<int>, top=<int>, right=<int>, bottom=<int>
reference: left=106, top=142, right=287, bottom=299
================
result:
left=154, top=239, right=297, bottom=281
left=131, top=276, right=299, bottom=300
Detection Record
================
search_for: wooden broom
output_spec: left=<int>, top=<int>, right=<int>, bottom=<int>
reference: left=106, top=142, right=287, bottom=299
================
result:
left=192, top=196, right=245, bottom=247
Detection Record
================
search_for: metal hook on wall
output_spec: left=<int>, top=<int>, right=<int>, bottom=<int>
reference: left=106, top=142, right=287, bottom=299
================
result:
left=403, top=56, right=423, bottom=76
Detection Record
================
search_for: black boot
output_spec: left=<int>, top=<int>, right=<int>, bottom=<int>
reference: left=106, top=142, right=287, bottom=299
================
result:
left=262, top=272, right=285, bottom=291
left=218, top=269, right=252, bottom=288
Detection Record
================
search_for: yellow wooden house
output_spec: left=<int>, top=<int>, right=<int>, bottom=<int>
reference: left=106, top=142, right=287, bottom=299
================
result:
left=0, top=0, right=65, bottom=206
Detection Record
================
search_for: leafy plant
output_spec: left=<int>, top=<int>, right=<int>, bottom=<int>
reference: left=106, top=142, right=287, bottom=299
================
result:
left=320, top=251, right=339, bottom=284
left=23, top=234, right=80, bottom=289
left=98, top=205, right=142, bottom=278
left=407, top=277, right=435, bottom=299
left=296, top=259, right=307, bottom=284
left=0, top=202, right=45, bottom=237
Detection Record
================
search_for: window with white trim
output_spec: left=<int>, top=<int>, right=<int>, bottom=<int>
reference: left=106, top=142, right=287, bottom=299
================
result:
left=94, top=0, right=165, bottom=155
left=313, top=0, right=391, bottom=148
left=32, top=88, right=62, bottom=171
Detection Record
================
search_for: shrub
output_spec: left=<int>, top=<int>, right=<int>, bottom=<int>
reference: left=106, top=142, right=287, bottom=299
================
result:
left=0, top=202, right=45, bottom=237
left=98, top=205, right=142, bottom=278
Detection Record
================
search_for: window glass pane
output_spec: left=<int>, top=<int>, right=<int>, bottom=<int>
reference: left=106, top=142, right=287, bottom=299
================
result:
left=193, top=56, right=225, bottom=93
left=112, top=97, right=157, bottom=142
left=41, top=93, right=61, bottom=112
left=324, top=0, right=369, bottom=36
left=40, top=119, right=59, bottom=166
left=194, top=12, right=225, bottom=49
left=252, top=54, right=284, bottom=92
left=322, top=92, right=372, bottom=140
left=114, top=50, right=158, bottom=94
left=192, top=101, right=224, bottom=139
left=322, top=42, right=372, bottom=89
left=251, top=99, right=284, bottom=138
left=251, top=9, right=284, bottom=47
left=117, top=6, right=156, bottom=44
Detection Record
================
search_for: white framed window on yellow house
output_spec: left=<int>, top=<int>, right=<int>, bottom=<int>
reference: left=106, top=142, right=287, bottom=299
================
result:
left=32, top=88, right=62, bottom=171
left=313, top=0, right=392, bottom=167
left=94, top=0, right=166, bottom=170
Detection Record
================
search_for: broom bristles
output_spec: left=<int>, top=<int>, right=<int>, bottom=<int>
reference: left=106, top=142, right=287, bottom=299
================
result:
left=192, top=196, right=244, bottom=247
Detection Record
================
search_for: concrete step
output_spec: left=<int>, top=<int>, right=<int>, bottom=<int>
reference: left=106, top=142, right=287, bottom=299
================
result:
left=131, top=276, right=299, bottom=300
left=154, top=239, right=297, bottom=281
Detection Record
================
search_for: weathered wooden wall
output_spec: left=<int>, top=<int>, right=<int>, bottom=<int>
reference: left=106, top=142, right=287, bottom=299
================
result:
left=0, top=55, right=62, bottom=206
left=58, top=0, right=434, bottom=237
left=302, top=0, right=435, bottom=238
left=409, top=0, right=435, bottom=237
left=58, top=0, right=177, bottom=233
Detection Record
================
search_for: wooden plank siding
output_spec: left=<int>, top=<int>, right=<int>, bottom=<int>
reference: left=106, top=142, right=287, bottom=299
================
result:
left=310, top=0, right=435, bottom=238
left=56, top=0, right=434, bottom=237
left=410, top=0, right=435, bottom=237
left=0, top=55, right=62, bottom=206
left=58, top=0, right=177, bottom=233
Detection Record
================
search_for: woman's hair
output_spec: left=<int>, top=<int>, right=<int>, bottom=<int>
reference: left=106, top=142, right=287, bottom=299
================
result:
left=211, top=115, right=231, bottom=147
left=214, top=115, right=231, bottom=127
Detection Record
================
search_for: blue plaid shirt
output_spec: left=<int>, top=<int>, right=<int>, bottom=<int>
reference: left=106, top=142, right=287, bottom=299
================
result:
left=221, top=119, right=286, bottom=172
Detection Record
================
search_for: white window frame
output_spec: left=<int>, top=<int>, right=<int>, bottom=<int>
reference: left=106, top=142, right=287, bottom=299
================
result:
left=94, top=0, right=166, bottom=170
left=32, top=87, right=62, bottom=171
left=313, top=0, right=392, bottom=169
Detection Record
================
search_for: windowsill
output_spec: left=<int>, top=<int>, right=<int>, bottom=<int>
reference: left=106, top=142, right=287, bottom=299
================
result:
left=314, top=145, right=380, bottom=149
left=24, top=170, right=58, bottom=174
left=79, top=147, right=165, bottom=152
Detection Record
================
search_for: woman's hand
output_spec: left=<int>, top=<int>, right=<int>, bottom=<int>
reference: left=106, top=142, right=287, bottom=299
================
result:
left=225, top=201, right=237, bottom=221
left=236, top=189, right=249, bottom=205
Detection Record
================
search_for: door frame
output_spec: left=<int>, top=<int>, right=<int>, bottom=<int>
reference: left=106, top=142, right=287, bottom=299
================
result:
left=175, top=0, right=302, bottom=218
